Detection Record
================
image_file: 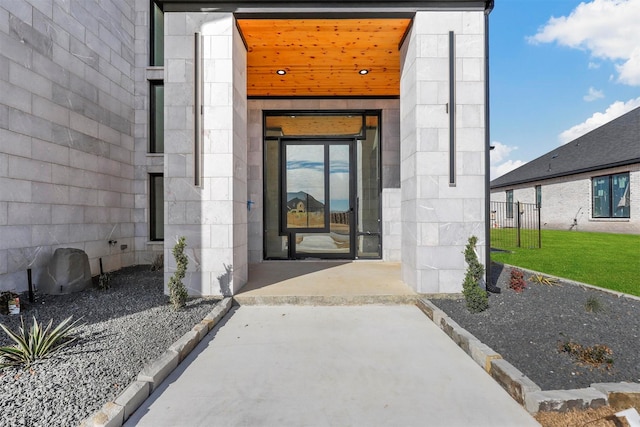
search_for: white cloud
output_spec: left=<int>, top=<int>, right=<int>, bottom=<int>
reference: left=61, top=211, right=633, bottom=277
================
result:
left=490, top=141, right=516, bottom=163
left=617, top=48, right=640, bottom=85
left=588, top=62, right=600, bottom=69
left=583, top=87, right=604, bottom=102
left=490, top=141, right=527, bottom=179
left=559, top=97, right=640, bottom=143
left=529, top=0, right=640, bottom=86
left=491, top=160, right=526, bottom=180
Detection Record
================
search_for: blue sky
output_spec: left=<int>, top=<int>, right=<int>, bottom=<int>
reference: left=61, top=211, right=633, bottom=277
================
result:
left=489, top=0, right=640, bottom=179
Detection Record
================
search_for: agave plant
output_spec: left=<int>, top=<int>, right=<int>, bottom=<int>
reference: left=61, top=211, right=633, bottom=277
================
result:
left=0, top=316, right=83, bottom=368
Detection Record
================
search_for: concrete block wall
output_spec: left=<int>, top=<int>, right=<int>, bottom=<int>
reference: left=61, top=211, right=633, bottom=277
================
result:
left=400, top=11, right=487, bottom=293
left=382, top=188, right=402, bottom=261
left=231, top=22, right=249, bottom=290
left=491, top=164, right=639, bottom=233
left=246, top=99, right=401, bottom=264
left=164, top=13, right=248, bottom=296
left=0, top=0, right=136, bottom=292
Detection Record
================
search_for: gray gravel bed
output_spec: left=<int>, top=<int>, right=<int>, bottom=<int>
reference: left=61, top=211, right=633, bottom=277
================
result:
left=431, top=263, right=640, bottom=391
left=0, top=265, right=219, bottom=427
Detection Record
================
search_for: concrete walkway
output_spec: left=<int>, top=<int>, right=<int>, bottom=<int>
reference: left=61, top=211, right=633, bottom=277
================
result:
left=126, top=305, right=539, bottom=427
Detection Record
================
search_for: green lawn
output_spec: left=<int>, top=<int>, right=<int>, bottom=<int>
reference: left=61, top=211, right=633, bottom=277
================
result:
left=490, top=230, right=640, bottom=296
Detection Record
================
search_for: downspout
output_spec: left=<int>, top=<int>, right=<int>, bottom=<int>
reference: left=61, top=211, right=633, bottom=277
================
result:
left=484, top=1, right=500, bottom=293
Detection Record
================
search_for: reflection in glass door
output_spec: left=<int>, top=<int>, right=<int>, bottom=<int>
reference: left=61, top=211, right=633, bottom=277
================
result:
left=263, top=111, right=382, bottom=260
left=282, top=140, right=354, bottom=258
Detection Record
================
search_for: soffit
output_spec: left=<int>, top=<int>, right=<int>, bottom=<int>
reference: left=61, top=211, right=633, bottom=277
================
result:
left=237, top=18, right=412, bottom=97
left=266, top=115, right=378, bottom=135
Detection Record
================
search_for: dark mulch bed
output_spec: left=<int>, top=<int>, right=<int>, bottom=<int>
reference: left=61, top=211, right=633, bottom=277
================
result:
left=430, top=263, right=640, bottom=391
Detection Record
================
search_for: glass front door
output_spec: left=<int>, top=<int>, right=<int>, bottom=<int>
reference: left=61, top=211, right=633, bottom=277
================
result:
left=263, top=111, right=382, bottom=260
left=282, top=140, right=355, bottom=258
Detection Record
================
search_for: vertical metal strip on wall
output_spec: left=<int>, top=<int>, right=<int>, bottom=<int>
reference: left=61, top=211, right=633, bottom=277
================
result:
left=194, top=32, right=203, bottom=187
left=448, top=30, right=456, bottom=186
left=484, top=12, right=493, bottom=289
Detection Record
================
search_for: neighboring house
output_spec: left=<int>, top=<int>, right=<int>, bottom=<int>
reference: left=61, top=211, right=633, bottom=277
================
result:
left=1, top=0, right=494, bottom=295
left=491, top=106, right=640, bottom=234
left=286, top=192, right=324, bottom=213
left=287, top=200, right=307, bottom=213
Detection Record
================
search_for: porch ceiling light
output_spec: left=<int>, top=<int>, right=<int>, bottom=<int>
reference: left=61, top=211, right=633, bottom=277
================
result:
left=276, top=69, right=287, bottom=75
left=358, top=69, right=369, bottom=75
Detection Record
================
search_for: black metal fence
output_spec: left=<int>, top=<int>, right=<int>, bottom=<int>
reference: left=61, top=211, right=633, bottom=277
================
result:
left=490, top=201, right=541, bottom=249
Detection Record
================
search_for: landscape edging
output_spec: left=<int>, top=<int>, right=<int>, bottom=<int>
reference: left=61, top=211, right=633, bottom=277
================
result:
left=498, top=262, right=640, bottom=303
left=79, top=297, right=233, bottom=427
left=417, top=298, right=639, bottom=415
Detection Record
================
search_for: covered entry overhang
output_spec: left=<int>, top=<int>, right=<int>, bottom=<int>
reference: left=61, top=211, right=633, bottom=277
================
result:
left=160, top=0, right=493, bottom=98
left=160, top=0, right=492, bottom=297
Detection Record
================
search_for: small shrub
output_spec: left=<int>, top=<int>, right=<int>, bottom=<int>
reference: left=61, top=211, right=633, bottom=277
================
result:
left=168, top=236, right=189, bottom=309
left=98, top=272, right=111, bottom=290
left=585, top=296, right=604, bottom=313
left=558, top=339, right=613, bottom=369
left=508, top=268, right=527, bottom=292
left=462, top=236, right=488, bottom=313
left=529, top=274, right=559, bottom=286
left=150, top=253, right=164, bottom=271
left=0, top=316, right=83, bottom=368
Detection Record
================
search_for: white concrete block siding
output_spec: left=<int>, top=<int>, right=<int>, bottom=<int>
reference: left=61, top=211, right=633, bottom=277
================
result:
left=1, top=2, right=489, bottom=296
left=400, top=11, right=487, bottom=293
left=0, top=0, right=136, bottom=292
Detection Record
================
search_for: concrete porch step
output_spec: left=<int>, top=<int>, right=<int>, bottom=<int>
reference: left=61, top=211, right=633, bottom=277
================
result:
left=233, top=293, right=418, bottom=306
left=235, top=261, right=417, bottom=306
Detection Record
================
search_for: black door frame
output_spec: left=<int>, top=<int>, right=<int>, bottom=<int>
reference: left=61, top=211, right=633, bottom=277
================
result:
left=280, top=137, right=357, bottom=259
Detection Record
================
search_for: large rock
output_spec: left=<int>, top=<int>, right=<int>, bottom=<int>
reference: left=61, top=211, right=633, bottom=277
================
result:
left=40, top=248, right=92, bottom=295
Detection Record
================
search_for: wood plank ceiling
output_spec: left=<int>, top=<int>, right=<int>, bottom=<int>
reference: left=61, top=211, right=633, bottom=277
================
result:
left=236, top=19, right=412, bottom=97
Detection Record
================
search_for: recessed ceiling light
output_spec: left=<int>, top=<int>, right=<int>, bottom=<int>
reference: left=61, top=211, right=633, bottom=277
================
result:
left=359, top=69, right=369, bottom=75
left=276, top=69, right=287, bottom=75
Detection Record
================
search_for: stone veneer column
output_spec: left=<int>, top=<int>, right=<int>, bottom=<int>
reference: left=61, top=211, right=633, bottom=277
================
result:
left=164, top=13, right=247, bottom=296
left=400, top=11, right=487, bottom=293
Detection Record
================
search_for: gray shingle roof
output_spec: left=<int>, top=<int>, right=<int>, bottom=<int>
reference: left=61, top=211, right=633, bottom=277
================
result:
left=490, top=106, right=640, bottom=189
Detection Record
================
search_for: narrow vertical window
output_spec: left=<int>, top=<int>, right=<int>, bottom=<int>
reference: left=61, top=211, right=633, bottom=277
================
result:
left=592, top=176, right=609, bottom=218
left=150, top=174, right=164, bottom=241
left=150, top=81, right=164, bottom=153
left=151, top=1, right=164, bottom=66
left=506, top=189, right=514, bottom=218
left=535, top=185, right=541, bottom=208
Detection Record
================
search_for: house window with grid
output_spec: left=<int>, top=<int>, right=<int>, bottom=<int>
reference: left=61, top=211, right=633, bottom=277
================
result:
left=592, top=172, right=630, bottom=218
left=150, top=174, right=164, bottom=241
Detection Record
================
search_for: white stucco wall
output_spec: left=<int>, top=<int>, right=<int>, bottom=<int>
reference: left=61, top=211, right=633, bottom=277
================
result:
left=491, top=164, right=640, bottom=234
left=400, top=11, right=488, bottom=293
